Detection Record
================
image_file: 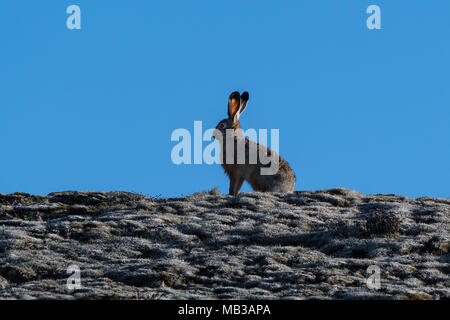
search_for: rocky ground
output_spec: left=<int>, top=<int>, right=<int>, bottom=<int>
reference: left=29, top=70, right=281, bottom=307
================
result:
left=0, top=188, right=448, bottom=300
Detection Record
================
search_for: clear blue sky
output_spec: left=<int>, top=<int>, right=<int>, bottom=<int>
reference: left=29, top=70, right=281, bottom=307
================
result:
left=1, top=1, right=449, bottom=198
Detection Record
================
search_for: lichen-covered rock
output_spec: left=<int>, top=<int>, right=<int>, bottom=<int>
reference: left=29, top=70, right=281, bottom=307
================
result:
left=0, top=189, right=448, bottom=299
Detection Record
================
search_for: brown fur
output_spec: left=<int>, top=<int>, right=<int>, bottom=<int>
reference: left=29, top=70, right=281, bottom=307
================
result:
left=228, top=91, right=241, bottom=119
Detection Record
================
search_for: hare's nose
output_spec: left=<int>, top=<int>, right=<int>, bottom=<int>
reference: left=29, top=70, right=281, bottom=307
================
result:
left=212, top=129, right=221, bottom=139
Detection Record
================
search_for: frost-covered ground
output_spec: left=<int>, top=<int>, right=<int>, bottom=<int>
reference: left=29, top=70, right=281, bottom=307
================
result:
left=0, top=189, right=448, bottom=299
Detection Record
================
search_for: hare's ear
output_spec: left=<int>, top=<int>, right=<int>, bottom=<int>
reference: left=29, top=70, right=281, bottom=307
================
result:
left=228, top=91, right=241, bottom=119
left=237, top=91, right=249, bottom=118
left=234, top=91, right=249, bottom=122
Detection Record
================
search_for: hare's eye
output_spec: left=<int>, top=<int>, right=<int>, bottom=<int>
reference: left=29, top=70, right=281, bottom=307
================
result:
left=220, top=123, right=226, bottom=129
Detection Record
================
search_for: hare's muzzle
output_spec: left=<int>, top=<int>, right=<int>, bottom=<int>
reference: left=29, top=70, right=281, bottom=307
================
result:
left=212, top=129, right=221, bottom=140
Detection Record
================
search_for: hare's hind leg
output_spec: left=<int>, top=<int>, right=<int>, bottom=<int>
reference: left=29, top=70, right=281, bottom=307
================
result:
left=229, top=175, right=245, bottom=196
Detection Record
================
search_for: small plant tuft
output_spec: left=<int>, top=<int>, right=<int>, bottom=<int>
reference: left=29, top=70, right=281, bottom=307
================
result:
left=365, top=209, right=401, bottom=236
left=207, top=187, right=220, bottom=196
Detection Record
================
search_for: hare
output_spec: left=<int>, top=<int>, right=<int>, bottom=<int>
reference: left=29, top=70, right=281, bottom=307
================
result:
left=213, top=91, right=296, bottom=196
